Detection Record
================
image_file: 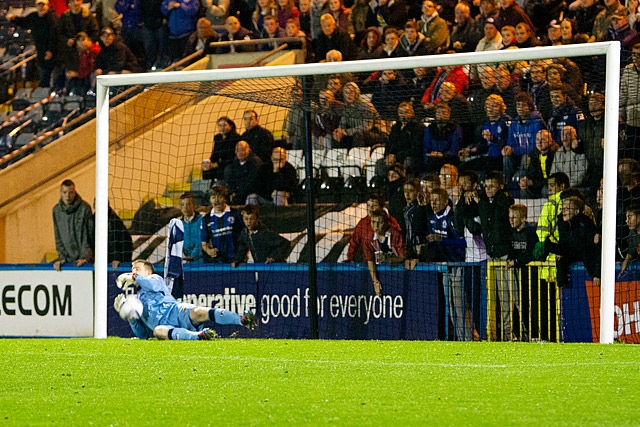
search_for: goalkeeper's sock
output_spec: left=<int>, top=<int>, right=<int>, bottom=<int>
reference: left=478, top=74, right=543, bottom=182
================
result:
left=208, top=308, right=242, bottom=325
left=167, top=327, right=200, bottom=341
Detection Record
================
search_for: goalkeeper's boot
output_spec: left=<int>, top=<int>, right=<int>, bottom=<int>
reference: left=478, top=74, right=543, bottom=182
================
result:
left=198, top=328, right=219, bottom=340
left=241, top=310, right=257, bottom=330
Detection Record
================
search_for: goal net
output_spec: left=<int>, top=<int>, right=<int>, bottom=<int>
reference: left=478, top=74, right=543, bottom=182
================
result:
left=96, top=42, right=623, bottom=343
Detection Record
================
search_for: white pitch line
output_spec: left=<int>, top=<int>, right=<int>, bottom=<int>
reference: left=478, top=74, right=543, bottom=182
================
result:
left=32, top=352, right=640, bottom=369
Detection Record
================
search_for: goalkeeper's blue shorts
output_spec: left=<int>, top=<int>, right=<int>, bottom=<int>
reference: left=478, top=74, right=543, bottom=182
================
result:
left=157, top=301, right=201, bottom=331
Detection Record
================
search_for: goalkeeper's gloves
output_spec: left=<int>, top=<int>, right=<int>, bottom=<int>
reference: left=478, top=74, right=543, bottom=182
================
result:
left=113, top=293, right=126, bottom=313
left=116, top=273, right=137, bottom=290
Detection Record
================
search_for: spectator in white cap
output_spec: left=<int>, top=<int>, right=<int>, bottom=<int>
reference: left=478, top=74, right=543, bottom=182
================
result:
left=543, top=19, right=562, bottom=45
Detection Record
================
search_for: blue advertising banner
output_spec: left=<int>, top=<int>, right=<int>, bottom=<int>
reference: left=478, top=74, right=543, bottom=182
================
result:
left=108, top=264, right=442, bottom=340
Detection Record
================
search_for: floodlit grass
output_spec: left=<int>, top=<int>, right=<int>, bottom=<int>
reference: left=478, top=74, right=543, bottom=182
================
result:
left=0, top=339, right=638, bottom=426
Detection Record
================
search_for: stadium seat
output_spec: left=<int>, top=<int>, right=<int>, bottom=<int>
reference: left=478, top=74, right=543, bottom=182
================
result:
left=30, top=87, right=51, bottom=103
left=13, top=131, right=32, bottom=147
left=42, top=100, right=62, bottom=123
left=189, top=179, right=212, bottom=206
left=63, top=95, right=83, bottom=112
left=369, top=145, right=385, bottom=163
left=11, top=88, right=31, bottom=111
left=345, top=147, right=369, bottom=168
left=322, top=148, right=348, bottom=178
left=324, top=148, right=348, bottom=165
left=164, top=182, right=191, bottom=198
left=287, top=149, right=304, bottom=169
left=27, top=105, right=42, bottom=126
left=310, top=150, right=326, bottom=168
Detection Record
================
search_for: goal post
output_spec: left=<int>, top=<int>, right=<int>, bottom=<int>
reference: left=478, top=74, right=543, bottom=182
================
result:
left=95, top=42, right=620, bottom=342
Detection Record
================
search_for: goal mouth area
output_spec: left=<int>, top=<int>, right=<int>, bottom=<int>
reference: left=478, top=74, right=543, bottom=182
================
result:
left=94, top=42, right=621, bottom=343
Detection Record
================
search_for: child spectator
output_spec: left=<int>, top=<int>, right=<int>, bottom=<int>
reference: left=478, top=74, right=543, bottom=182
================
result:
left=201, top=186, right=244, bottom=264
left=232, top=204, right=290, bottom=266
left=548, top=84, right=583, bottom=143
left=165, top=192, right=202, bottom=298
left=65, top=32, right=100, bottom=96
left=260, top=14, right=286, bottom=50
left=253, top=0, right=277, bottom=35
left=399, top=20, right=428, bottom=56
left=365, top=209, right=406, bottom=296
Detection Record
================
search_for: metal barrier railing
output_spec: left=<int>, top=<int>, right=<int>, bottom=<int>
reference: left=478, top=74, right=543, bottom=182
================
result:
left=485, top=261, right=560, bottom=342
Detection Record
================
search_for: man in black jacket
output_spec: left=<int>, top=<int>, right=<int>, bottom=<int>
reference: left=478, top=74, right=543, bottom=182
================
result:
left=224, top=141, right=263, bottom=205
left=469, top=170, right=515, bottom=340
left=376, top=102, right=425, bottom=179
left=95, top=27, right=141, bottom=76
left=232, top=204, right=290, bottom=265
left=241, top=109, right=275, bottom=163
left=312, top=13, right=356, bottom=62
left=543, top=195, right=601, bottom=288
left=58, top=0, right=100, bottom=71
left=8, top=0, right=63, bottom=89
left=249, top=147, right=298, bottom=206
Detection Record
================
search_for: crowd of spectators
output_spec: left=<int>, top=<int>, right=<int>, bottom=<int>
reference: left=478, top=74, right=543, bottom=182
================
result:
left=11, top=0, right=640, bottom=333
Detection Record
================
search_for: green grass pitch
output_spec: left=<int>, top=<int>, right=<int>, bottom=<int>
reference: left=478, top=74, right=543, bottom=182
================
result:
left=1, top=339, right=638, bottom=426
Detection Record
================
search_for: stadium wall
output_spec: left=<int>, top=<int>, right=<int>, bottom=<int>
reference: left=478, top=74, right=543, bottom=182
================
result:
left=0, top=56, right=293, bottom=263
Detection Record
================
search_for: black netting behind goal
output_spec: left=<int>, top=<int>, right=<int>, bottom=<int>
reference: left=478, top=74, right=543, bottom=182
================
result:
left=103, top=47, right=638, bottom=343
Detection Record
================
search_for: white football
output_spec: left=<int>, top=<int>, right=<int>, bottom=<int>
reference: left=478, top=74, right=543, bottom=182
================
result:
left=119, top=295, right=143, bottom=321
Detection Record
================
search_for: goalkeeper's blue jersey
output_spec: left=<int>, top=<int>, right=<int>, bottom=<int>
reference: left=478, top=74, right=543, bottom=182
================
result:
left=130, top=274, right=198, bottom=338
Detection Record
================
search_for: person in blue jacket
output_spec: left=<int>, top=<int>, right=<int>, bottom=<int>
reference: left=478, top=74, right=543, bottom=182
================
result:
left=161, top=0, right=199, bottom=62
left=503, top=92, right=546, bottom=183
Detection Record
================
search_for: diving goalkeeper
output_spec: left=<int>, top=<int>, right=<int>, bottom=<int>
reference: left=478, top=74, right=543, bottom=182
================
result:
left=114, top=259, right=256, bottom=340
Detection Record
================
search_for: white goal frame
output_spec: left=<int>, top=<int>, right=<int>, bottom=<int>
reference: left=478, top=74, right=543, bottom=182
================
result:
left=95, top=42, right=620, bottom=342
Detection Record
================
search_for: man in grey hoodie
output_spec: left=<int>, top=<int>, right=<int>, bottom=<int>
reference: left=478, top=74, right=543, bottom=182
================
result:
left=52, top=179, right=94, bottom=270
